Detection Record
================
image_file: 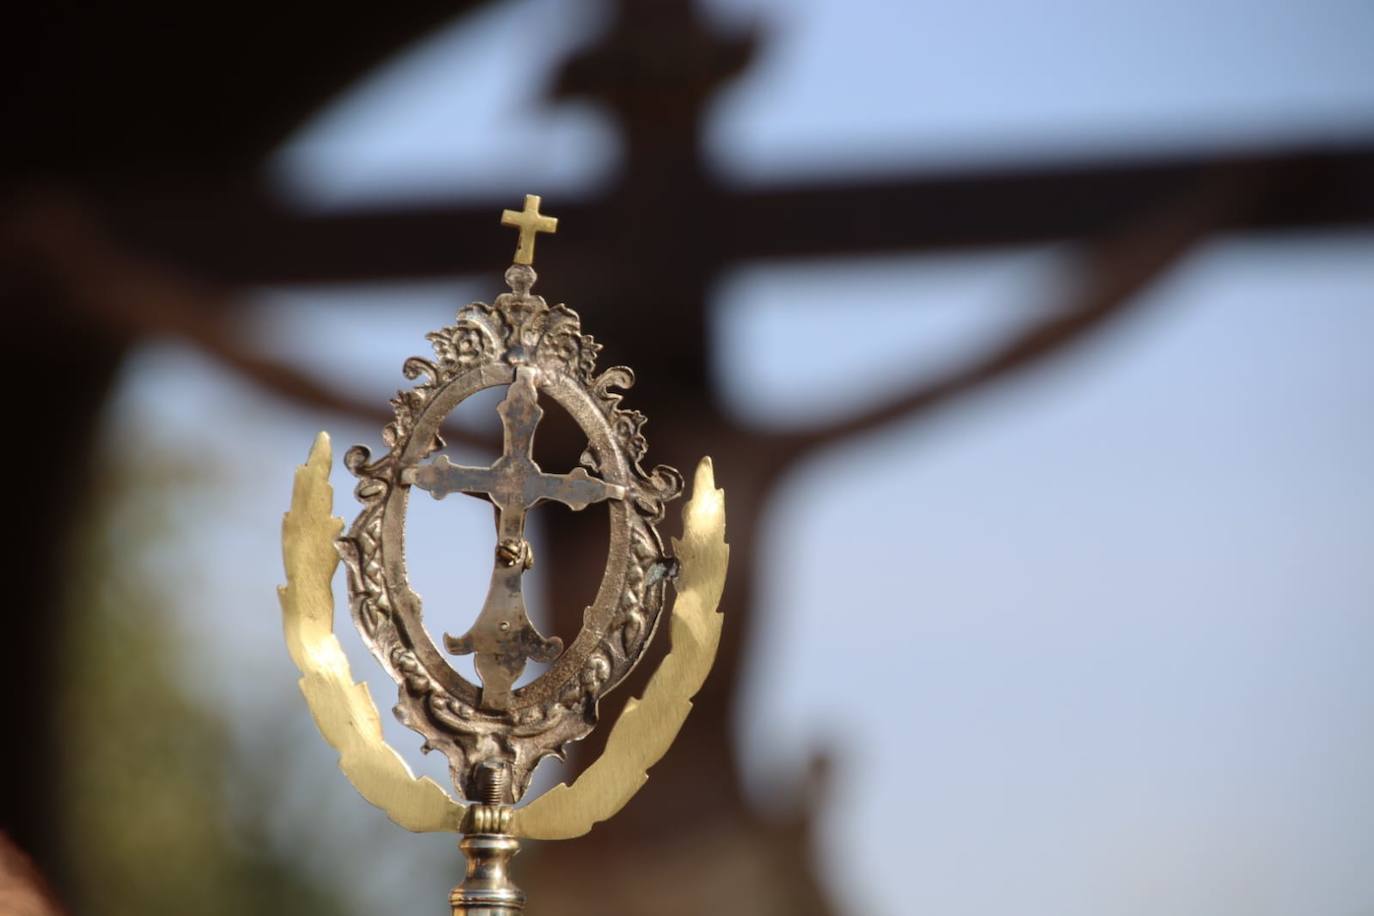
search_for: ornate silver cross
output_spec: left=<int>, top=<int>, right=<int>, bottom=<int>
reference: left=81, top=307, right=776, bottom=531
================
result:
left=403, top=365, right=626, bottom=709
left=337, top=198, right=685, bottom=803
left=284, top=196, right=729, bottom=914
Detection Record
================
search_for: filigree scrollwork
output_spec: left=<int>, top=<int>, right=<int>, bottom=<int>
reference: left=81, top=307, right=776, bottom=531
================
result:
left=338, top=264, right=681, bottom=802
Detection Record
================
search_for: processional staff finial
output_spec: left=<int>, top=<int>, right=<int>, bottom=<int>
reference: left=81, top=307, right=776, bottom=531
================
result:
left=279, top=195, right=729, bottom=915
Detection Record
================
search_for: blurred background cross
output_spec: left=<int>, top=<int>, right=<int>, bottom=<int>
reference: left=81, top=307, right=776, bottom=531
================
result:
left=2, top=1, right=1371, bottom=914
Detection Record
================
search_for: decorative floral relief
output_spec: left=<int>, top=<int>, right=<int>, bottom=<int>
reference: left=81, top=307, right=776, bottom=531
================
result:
left=336, top=265, right=681, bottom=801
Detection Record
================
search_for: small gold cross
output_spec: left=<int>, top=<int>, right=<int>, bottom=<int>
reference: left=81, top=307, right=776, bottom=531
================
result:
left=500, top=194, right=558, bottom=266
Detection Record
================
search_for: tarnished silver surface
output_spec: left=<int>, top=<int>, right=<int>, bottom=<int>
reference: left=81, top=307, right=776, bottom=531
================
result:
left=281, top=195, right=731, bottom=916
left=403, top=366, right=627, bottom=710
left=339, top=260, right=682, bottom=801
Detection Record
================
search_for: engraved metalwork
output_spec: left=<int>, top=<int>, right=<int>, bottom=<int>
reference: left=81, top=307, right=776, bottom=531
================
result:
left=512, top=458, right=728, bottom=840
left=338, top=231, right=683, bottom=802
left=282, top=434, right=726, bottom=837
left=279, top=196, right=729, bottom=915
left=402, top=366, right=627, bottom=711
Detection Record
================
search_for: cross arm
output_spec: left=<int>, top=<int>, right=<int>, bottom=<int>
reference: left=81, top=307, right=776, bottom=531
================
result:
left=530, top=467, right=626, bottom=511
left=404, top=455, right=499, bottom=500
left=98, top=146, right=1374, bottom=286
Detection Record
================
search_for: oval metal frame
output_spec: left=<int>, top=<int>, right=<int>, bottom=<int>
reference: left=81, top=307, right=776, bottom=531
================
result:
left=335, top=272, right=685, bottom=801
left=279, top=433, right=728, bottom=838
left=379, top=361, right=641, bottom=709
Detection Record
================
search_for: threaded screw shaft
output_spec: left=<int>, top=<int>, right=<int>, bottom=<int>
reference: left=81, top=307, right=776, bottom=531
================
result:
left=477, top=762, right=510, bottom=806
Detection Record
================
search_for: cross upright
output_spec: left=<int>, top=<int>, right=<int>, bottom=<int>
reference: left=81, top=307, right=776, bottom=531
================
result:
left=405, top=365, right=625, bottom=710
left=500, top=194, right=559, bottom=266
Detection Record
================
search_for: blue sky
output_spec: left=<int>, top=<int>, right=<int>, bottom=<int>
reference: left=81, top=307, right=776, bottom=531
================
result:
left=107, top=0, right=1374, bottom=912
left=275, top=0, right=1374, bottom=203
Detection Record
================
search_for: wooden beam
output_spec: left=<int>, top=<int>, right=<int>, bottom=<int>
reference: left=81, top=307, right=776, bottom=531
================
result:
left=96, top=145, right=1374, bottom=287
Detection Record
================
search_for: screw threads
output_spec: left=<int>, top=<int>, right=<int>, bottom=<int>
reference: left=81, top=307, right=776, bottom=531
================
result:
left=477, top=762, right=510, bottom=806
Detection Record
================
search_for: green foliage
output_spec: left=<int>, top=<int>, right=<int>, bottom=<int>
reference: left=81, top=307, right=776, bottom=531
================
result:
left=56, top=449, right=351, bottom=916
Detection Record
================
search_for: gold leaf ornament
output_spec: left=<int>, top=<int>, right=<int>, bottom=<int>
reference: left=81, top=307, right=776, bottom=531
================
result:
left=278, top=434, right=727, bottom=839
left=278, top=432, right=466, bottom=833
